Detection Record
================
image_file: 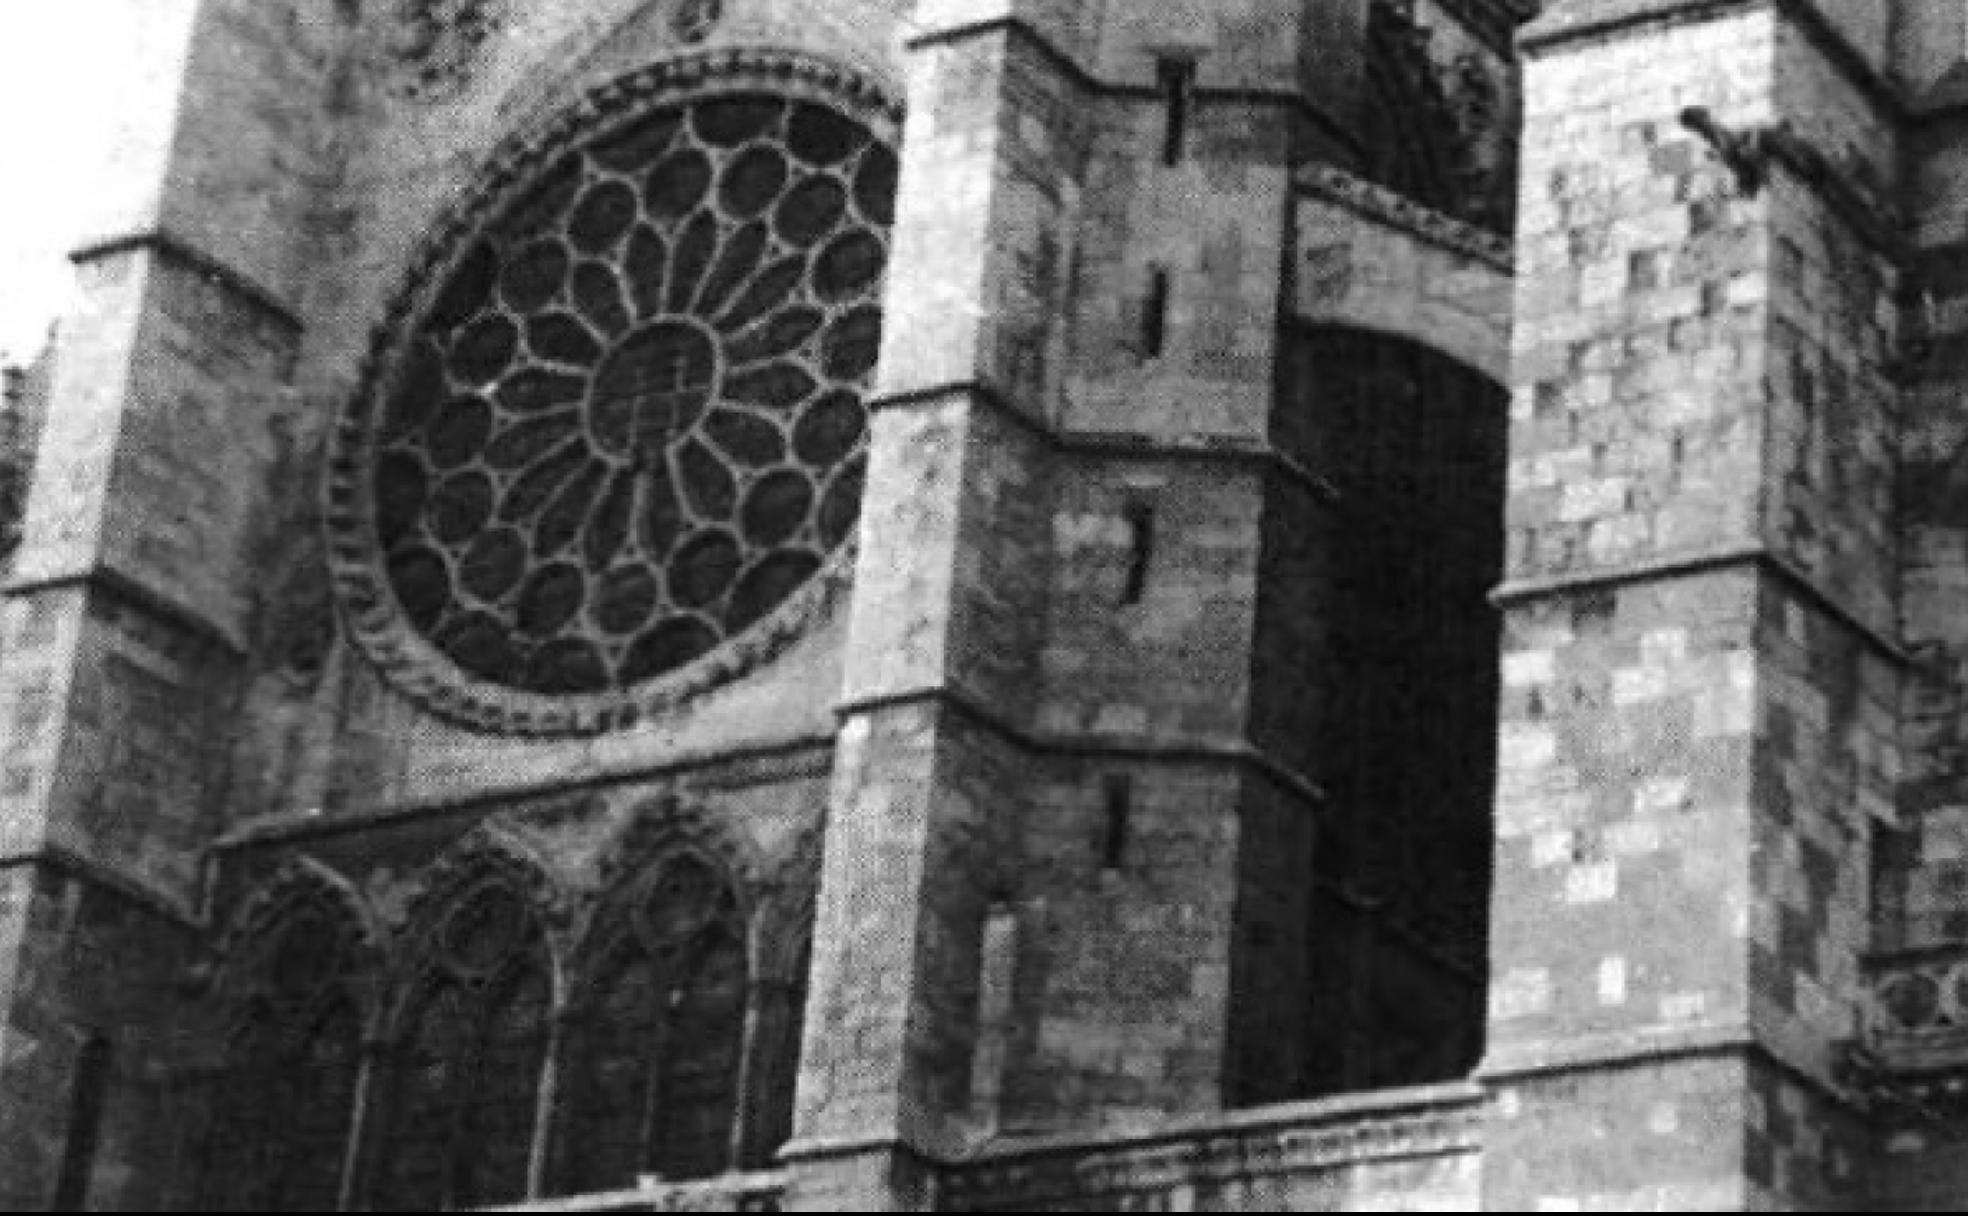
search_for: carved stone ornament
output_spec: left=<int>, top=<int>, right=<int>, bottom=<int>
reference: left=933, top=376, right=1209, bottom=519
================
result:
left=384, top=0, right=506, bottom=102
left=330, top=51, right=902, bottom=735
left=670, top=0, right=726, bottom=45
left=213, top=856, right=386, bottom=1014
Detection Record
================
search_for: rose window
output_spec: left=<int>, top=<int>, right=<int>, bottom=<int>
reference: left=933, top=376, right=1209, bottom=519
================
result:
left=331, top=62, right=899, bottom=733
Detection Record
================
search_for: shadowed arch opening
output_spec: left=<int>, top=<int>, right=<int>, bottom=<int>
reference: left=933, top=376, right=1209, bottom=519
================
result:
left=1293, top=324, right=1508, bottom=1097
left=368, top=873, right=555, bottom=1211
left=197, top=868, right=375, bottom=1212
left=556, top=850, right=750, bottom=1192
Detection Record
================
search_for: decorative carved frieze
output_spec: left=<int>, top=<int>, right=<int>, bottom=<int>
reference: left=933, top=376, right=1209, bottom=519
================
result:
left=1848, top=947, right=1968, bottom=1129
left=384, top=0, right=506, bottom=102
left=1296, top=163, right=1514, bottom=272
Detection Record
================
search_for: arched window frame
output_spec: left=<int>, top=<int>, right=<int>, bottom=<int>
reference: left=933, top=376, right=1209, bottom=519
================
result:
left=197, top=859, right=383, bottom=1214
left=364, top=830, right=569, bottom=1212
left=1292, top=323, right=1508, bottom=1097
left=552, top=801, right=816, bottom=1195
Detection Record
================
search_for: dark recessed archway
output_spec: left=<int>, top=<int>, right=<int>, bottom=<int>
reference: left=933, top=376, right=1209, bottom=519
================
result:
left=1294, top=324, right=1509, bottom=1098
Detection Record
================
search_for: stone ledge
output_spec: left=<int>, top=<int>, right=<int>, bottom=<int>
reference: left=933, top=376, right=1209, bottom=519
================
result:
left=477, top=1168, right=786, bottom=1213
left=0, top=847, right=206, bottom=932
left=1491, top=541, right=1909, bottom=664
left=835, top=683, right=1329, bottom=812
left=3, top=563, right=246, bottom=658
left=1480, top=1018, right=1758, bottom=1083
left=1296, top=163, right=1514, bottom=273
left=68, top=227, right=303, bottom=335
left=868, top=379, right=1340, bottom=506
left=942, top=1083, right=1484, bottom=1208
left=1483, top=1023, right=1870, bottom=1121
left=212, top=731, right=836, bottom=850
left=1518, top=0, right=1907, bottom=125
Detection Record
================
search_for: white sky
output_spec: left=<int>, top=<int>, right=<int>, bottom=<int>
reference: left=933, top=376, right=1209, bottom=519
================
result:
left=0, top=5, right=120, bottom=364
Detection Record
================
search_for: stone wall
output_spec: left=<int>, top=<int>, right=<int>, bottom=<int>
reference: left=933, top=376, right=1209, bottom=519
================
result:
left=945, top=1082, right=1483, bottom=1212
left=0, top=864, right=201, bottom=1212
left=1893, top=42, right=1968, bottom=957
left=1485, top=0, right=1904, bottom=1207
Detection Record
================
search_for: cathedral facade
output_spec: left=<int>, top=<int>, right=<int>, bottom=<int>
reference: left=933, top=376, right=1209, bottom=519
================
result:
left=4, top=0, right=1968, bottom=1209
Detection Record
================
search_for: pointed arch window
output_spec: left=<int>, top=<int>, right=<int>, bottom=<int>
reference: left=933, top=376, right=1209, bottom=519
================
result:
left=1297, top=325, right=1507, bottom=1096
left=199, top=895, right=369, bottom=1212
left=369, top=878, right=553, bottom=1211
left=557, top=853, right=750, bottom=1192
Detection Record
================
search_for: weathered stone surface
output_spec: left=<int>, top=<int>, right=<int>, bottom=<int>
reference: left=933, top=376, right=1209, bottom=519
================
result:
left=21, top=0, right=1968, bottom=1210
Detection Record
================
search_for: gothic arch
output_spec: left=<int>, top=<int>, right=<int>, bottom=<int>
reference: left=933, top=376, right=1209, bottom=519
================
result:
left=580, top=796, right=821, bottom=990
left=198, top=857, right=383, bottom=1213
left=385, top=824, right=575, bottom=1019
left=212, top=855, right=387, bottom=997
left=1289, top=323, right=1507, bottom=1099
left=592, top=795, right=767, bottom=915
left=1319, top=310, right=1507, bottom=389
left=554, top=796, right=777, bottom=1190
left=365, top=827, right=569, bottom=1211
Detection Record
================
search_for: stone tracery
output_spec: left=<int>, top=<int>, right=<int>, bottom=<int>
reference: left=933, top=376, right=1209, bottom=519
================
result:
left=558, top=850, right=750, bottom=1190
left=197, top=861, right=382, bottom=1212
left=332, top=56, right=900, bottom=734
left=197, top=804, right=814, bottom=1208
left=384, top=0, right=505, bottom=102
left=370, top=871, right=556, bottom=1210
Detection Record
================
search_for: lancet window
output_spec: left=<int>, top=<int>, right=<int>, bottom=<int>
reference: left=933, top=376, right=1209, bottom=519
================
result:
left=198, top=879, right=372, bottom=1212
left=368, top=876, right=554, bottom=1210
left=557, top=851, right=751, bottom=1191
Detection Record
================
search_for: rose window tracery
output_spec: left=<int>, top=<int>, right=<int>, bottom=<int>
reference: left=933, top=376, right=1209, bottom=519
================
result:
left=332, top=60, right=899, bottom=732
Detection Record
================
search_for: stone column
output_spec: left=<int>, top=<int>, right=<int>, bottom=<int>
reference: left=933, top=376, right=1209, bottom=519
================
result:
left=0, top=0, right=348, bottom=1205
left=780, top=8, right=1073, bottom=1205
left=782, top=0, right=1325, bottom=1206
left=1482, top=1, right=1902, bottom=1209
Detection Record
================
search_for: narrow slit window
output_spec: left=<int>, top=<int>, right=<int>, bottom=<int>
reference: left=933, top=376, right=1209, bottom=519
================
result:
left=1141, top=269, right=1170, bottom=360
left=1157, top=56, right=1198, bottom=165
left=51, top=1034, right=110, bottom=1212
left=1102, top=775, right=1133, bottom=871
left=1122, top=502, right=1156, bottom=604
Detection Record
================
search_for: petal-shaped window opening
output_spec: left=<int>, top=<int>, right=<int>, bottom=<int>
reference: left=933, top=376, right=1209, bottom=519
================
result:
left=361, top=89, right=896, bottom=701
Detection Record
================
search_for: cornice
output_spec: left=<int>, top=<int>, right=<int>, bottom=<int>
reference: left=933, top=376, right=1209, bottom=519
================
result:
left=1295, top=162, right=1516, bottom=273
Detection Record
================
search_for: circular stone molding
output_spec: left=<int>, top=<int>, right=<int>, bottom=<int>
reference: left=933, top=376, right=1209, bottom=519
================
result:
left=329, top=51, right=902, bottom=735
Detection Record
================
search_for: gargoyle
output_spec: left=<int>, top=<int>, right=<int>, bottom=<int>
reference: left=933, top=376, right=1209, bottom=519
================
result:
left=1679, top=106, right=1773, bottom=195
